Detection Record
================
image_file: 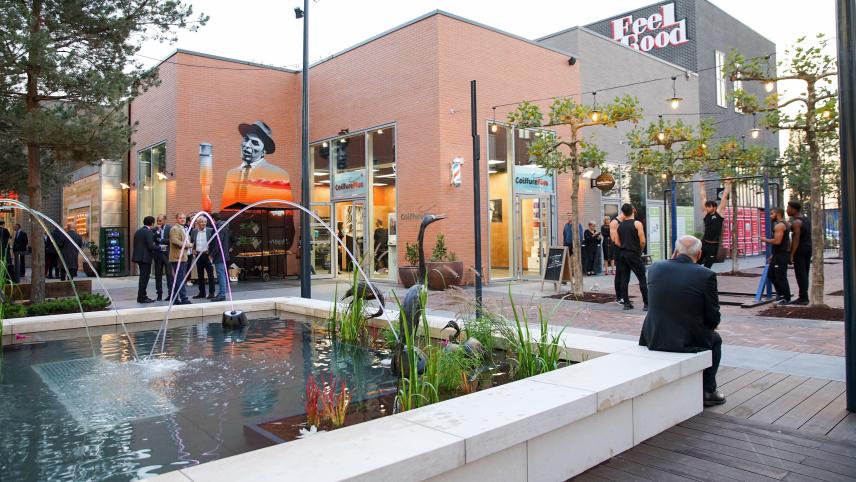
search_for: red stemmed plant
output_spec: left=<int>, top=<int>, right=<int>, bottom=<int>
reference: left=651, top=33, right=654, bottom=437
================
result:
left=320, top=376, right=351, bottom=427
left=305, top=376, right=322, bottom=428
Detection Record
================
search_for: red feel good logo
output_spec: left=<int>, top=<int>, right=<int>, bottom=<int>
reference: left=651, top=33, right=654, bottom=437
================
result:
left=610, top=3, right=689, bottom=52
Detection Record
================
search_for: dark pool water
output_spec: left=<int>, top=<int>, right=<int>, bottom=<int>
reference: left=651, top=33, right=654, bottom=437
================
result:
left=0, top=319, right=397, bottom=481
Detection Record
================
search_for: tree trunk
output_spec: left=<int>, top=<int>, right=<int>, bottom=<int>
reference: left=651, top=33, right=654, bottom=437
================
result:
left=805, top=81, right=825, bottom=306
left=569, top=132, right=584, bottom=297
left=26, top=0, right=45, bottom=303
left=731, top=186, right=739, bottom=273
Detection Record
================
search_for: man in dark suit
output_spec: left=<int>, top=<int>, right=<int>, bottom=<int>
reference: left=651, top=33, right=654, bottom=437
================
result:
left=56, top=224, right=83, bottom=281
left=210, top=212, right=231, bottom=302
left=12, top=224, right=28, bottom=278
left=133, top=216, right=157, bottom=303
left=0, top=221, right=14, bottom=282
left=153, top=215, right=173, bottom=301
left=639, top=235, right=725, bottom=407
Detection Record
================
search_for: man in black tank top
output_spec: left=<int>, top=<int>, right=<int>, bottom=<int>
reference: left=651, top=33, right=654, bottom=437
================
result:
left=615, top=203, right=649, bottom=311
left=761, top=207, right=792, bottom=304
left=787, top=201, right=811, bottom=305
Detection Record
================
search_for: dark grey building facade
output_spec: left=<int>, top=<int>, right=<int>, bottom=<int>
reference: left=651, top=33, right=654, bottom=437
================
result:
left=583, top=0, right=777, bottom=151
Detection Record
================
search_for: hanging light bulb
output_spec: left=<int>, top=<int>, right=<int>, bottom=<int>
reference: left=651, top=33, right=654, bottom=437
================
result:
left=656, top=114, right=665, bottom=142
left=667, top=76, right=683, bottom=110
left=765, top=80, right=775, bottom=92
left=701, top=143, right=707, bottom=150
left=750, top=112, right=761, bottom=139
left=822, top=110, right=832, bottom=119
left=590, top=91, right=601, bottom=122
left=491, top=123, right=498, bottom=133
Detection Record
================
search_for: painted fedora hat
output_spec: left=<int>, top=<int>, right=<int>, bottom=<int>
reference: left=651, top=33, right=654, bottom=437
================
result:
left=238, top=120, right=276, bottom=154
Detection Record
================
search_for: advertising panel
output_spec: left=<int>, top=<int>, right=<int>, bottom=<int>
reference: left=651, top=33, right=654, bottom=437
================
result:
left=332, top=169, right=367, bottom=199
left=513, top=165, right=553, bottom=195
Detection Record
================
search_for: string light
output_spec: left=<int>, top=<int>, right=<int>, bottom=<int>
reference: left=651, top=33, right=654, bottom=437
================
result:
left=750, top=112, right=760, bottom=139
left=667, top=76, right=683, bottom=109
left=656, top=114, right=665, bottom=142
left=822, top=110, right=832, bottom=119
left=490, top=106, right=498, bottom=133
left=764, top=56, right=775, bottom=92
left=590, top=92, right=601, bottom=122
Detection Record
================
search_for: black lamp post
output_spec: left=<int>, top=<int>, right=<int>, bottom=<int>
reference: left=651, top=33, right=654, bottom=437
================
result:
left=836, top=0, right=856, bottom=412
left=297, top=0, right=311, bottom=298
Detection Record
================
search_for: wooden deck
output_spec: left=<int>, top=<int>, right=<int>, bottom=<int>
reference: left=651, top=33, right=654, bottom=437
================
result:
left=573, top=368, right=856, bottom=481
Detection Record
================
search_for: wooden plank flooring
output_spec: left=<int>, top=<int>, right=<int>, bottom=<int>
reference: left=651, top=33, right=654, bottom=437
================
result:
left=572, top=368, right=856, bottom=481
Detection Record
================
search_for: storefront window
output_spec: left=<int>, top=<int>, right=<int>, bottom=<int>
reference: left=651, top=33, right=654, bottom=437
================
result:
left=137, top=142, right=167, bottom=227
left=370, top=127, right=396, bottom=278
left=488, top=124, right=512, bottom=280
left=309, top=124, right=396, bottom=281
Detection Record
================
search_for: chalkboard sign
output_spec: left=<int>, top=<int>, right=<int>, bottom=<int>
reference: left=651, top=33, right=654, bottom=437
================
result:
left=542, top=246, right=571, bottom=290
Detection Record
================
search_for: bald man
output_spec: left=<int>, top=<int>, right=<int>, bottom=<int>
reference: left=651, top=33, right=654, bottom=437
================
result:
left=640, top=235, right=724, bottom=407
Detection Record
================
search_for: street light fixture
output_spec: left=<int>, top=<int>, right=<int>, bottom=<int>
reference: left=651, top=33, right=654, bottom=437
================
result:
left=751, top=112, right=761, bottom=139
left=656, top=114, right=665, bottom=142
left=297, top=0, right=311, bottom=298
left=667, top=76, right=683, bottom=109
left=590, top=91, right=601, bottom=122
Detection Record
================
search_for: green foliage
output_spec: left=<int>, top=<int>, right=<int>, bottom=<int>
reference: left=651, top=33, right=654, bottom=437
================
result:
left=330, top=272, right=370, bottom=344
left=4, top=293, right=111, bottom=318
left=379, top=327, right=398, bottom=349
left=500, top=290, right=566, bottom=380
left=392, top=289, right=437, bottom=412
left=627, top=118, right=715, bottom=180
left=436, top=348, right=479, bottom=392
left=404, top=242, right=419, bottom=266
left=429, top=234, right=456, bottom=262
left=463, top=314, right=499, bottom=355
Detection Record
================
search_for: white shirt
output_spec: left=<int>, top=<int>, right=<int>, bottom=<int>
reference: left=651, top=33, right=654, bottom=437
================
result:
left=195, top=229, right=208, bottom=253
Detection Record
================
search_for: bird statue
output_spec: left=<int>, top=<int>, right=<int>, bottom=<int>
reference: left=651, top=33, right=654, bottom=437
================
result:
left=442, top=320, right=485, bottom=358
left=391, top=213, right=446, bottom=376
left=341, top=280, right=386, bottom=320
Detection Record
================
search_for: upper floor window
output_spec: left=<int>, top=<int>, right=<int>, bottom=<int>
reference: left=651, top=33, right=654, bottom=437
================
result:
left=715, top=50, right=727, bottom=108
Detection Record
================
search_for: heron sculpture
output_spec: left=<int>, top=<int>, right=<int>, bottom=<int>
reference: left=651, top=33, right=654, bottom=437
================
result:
left=391, top=213, right=446, bottom=376
left=341, top=280, right=386, bottom=320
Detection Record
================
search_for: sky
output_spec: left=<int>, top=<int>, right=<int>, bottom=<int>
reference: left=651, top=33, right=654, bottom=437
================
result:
left=136, top=0, right=838, bottom=71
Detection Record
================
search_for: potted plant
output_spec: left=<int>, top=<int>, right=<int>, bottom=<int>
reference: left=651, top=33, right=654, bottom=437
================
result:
left=426, top=234, right=463, bottom=290
left=397, top=242, right=421, bottom=288
left=83, top=242, right=100, bottom=277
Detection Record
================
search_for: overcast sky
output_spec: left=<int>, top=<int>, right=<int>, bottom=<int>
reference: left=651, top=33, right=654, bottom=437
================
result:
left=137, top=0, right=838, bottom=70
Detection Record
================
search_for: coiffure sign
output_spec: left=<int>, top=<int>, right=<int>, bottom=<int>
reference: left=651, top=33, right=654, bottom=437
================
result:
left=514, top=165, right=553, bottom=195
left=610, top=2, right=688, bottom=52
left=333, top=169, right=366, bottom=198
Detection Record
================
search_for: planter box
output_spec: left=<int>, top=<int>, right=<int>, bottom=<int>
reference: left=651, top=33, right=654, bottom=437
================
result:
left=397, top=266, right=419, bottom=288
left=3, top=279, right=92, bottom=301
left=426, top=260, right=464, bottom=290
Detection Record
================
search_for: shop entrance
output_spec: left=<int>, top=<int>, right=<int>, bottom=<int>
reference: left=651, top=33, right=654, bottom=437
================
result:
left=334, top=199, right=367, bottom=280
left=514, top=195, right=554, bottom=279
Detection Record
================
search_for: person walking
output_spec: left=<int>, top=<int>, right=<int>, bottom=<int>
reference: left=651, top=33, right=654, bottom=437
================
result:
left=12, top=224, right=28, bottom=279
left=583, top=222, right=600, bottom=275
left=601, top=216, right=615, bottom=275
left=609, top=212, right=627, bottom=302
left=169, top=213, right=194, bottom=305
left=190, top=217, right=215, bottom=300
left=153, top=215, right=173, bottom=302
left=639, top=235, right=725, bottom=407
left=615, top=204, right=649, bottom=311
left=761, top=207, right=792, bottom=304
left=210, top=212, right=231, bottom=302
left=132, top=216, right=157, bottom=303
left=787, top=201, right=811, bottom=305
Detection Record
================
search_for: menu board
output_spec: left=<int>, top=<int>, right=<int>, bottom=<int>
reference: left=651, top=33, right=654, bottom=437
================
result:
left=99, top=227, right=126, bottom=277
left=542, top=245, right=571, bottom=290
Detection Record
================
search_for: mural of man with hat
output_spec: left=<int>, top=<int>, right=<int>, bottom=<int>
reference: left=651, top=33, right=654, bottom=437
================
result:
left=221, top=120, right=294, bottom=210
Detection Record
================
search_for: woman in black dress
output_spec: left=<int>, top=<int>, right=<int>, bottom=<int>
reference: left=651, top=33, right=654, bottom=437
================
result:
left=583, top=222, right=601, bottom=275
left=601, top=216, right=615, bottom=275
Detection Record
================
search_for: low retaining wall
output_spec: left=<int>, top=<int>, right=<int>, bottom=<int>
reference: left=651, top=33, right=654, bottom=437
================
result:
left=2, top=296, right=709, bottom=481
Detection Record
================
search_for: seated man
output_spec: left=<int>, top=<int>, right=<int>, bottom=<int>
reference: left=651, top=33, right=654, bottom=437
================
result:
left=639, top=235, right=725, bottom=407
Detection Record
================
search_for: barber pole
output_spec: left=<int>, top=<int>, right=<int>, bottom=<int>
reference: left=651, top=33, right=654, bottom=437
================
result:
left=451, top=157, right=463, bottom=187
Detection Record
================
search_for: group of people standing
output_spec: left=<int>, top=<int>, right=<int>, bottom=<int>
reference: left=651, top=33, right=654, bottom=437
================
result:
left=0, top=220, right=86, bottom=283
left=133, top=212, right=231, bottom=305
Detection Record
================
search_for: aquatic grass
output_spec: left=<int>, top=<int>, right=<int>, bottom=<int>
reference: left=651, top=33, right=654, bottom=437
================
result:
left=501, top=288, right=566, bottom=380
left=392, top=289, right=437, bottom=412
left=437, top=348, right=479, bottom=392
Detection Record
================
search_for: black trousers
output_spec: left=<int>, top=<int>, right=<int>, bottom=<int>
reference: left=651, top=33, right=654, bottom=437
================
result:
left=704, top=331, right=723, bottom=392
left=195, top=253, right=215, bottom=296
left=698, top=242, right=718, bottom=269
left=136, top=262, right=152, bottom=301
left=14, top=251, right=25, bottom=277
left=618, top=250, right=649, bottom=306
left=614, top=255, right=624, bottom=301
left=793, top=253, right=811, bottom=301
left=154, top=250, right=173, bottom=298
left=769, top=253, right=792, bottom=300
left=45, top=252, right=58, bottom=278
